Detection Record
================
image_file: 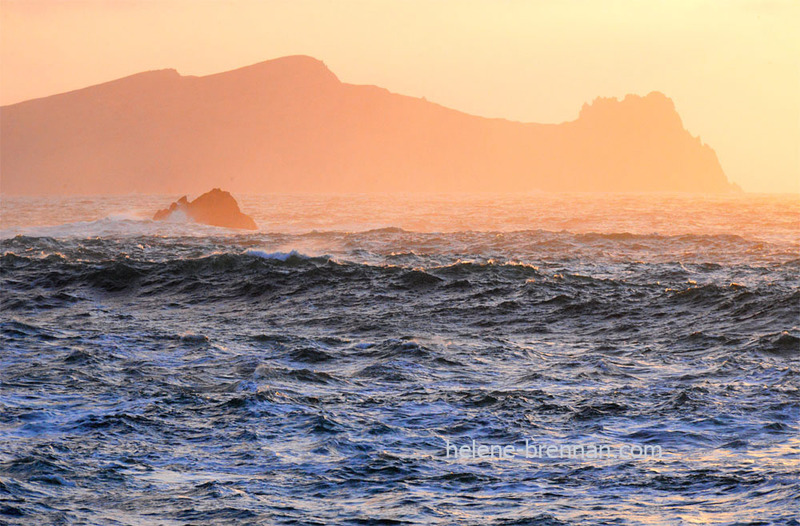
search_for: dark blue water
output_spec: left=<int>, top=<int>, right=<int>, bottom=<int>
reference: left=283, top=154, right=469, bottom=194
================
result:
left=1, top=195, right=798, bottom=525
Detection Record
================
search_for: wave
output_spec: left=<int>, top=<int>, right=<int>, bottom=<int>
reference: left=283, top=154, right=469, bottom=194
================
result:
left=3, top=222, right=797, bottom=279
left=4, top=218, right=793, bottom=246
left=0, top=250, right=793, bottom=287
left=245, top=249, right=332, bottom=263
left=247, top=249, right=307, bottom=261
left=359, top=226, right=409, bottom=235
left=0, top=215, right=259, bottom=240
left=575, top=231, right=750, bottom=244
left=2, top=251, right=797, bottom=338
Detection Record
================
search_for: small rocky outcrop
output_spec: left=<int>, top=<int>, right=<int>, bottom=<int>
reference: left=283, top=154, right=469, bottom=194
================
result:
left=153, top=188, right=257, bottom=229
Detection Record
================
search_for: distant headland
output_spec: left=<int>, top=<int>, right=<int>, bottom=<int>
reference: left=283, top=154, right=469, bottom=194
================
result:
left=0, top=55, right=738, bottom=195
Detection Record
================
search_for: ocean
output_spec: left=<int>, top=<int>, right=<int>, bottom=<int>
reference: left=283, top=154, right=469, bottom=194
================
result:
left=1, top=193, right=798, bottom=525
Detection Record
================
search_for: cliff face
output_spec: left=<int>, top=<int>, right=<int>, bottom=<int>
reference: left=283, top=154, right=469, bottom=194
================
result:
left=0, top=55, right=735, bottom=195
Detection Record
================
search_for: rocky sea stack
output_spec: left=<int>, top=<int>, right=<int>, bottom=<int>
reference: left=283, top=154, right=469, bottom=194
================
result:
left=153, top=188, right=257, bottom=230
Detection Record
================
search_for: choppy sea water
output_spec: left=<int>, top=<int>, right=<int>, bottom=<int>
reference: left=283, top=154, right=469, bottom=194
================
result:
left=1, top=194, right=798, bottom=525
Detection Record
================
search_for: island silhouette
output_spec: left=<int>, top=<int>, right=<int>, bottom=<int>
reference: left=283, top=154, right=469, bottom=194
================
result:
left=0, top=55, right=737, bottom=195
left=153, top=188, right=257, bottom=230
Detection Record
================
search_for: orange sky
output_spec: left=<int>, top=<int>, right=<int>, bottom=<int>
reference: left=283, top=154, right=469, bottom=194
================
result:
left=1, top=0, right=798, bottom=193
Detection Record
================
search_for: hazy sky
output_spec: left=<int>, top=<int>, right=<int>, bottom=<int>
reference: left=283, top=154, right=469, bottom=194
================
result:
left=1, top=0, right=798, bottom=193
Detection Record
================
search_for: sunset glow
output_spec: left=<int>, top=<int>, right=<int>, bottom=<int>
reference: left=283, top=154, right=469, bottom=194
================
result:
left=1, top=3, right=798, bottom=525
left=2, top=0, right=798, bottom=192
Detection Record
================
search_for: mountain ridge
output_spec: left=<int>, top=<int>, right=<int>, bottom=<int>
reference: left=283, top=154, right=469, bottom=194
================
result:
left=0, top=55, right=736, bottom=195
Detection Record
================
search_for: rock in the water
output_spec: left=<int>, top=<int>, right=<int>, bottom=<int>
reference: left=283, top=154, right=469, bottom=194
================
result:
left=153, top=188, right=257, bottom=230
